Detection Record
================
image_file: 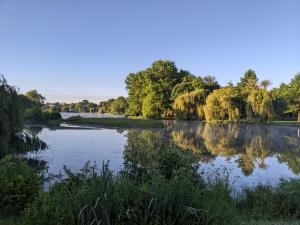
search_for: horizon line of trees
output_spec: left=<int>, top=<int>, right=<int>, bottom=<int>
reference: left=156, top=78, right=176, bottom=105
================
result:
left=45, top=96, right=128, bottom=115
left=125, top=60, right=300, bottom=122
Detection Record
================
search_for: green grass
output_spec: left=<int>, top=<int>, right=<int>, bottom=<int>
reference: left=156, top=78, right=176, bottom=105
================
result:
left=241, top=220, right=300, bottom=225
left=206, top=119, right=300, bottom=127
left=0, top=218, right=22, bottom=225
left=64, top=117, right=165, bottom=128
left=266, top=121, right=300, bottom=127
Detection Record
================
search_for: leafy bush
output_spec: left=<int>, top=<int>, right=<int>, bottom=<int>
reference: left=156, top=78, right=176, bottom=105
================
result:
left=22, top=191, right=71, bottom=225
left=0, top=156, right=40, bottom=216
left=24, top=107, right=62, bottom=122
left=24, top=107, right=45, bottom=122
left=43, top=111, right=62, bottom=120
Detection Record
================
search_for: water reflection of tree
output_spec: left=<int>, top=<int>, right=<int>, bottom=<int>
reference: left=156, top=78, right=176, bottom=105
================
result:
left=123, top=129, right=201, bottom=178
left=169, top=121, right=300, bottom=176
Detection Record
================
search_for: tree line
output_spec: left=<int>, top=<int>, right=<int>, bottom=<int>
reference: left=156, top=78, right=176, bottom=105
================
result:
left=125, top=60, right=300, bottom=122
left=45, top=96, right=128, bottom=115
left=13, top=59, right=299, bottom=122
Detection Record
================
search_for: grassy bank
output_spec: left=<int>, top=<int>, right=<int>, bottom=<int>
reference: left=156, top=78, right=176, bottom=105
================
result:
left=204, top=119, right=300, bottom=127
left=266, top=121, right=300, bottom=127
left=64, top=117, right=164, bottom=128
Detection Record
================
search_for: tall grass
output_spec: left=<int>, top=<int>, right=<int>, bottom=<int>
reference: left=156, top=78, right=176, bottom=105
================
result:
left=238, top=179, right=300, bottom=220
left=23, top=159, right=238, bottom=225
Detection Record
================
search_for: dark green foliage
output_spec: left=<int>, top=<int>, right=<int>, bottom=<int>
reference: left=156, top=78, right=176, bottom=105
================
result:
left=23, top=106, right=62, bottom=122
left=98, top=96, right=128, bottom=114
left=20, top=90, right=62, bottom=122
left=238, top=179, right=300, bottom=220
left=22, top=191, right=71, bottom=225
left=25, top=90, right=45, bottom=106
left=43, top=110, right=62, bottom=120
left=170, top=75, right=196, bottom=101
left=0, top=156, right=40, bottom=217
left=238, top=69, right=259, bottom=91
left=0, top=76, right=23, bottom=155
left=126, top=72, right=147, bottom=116
left=65, top=117, right=164, bottom=128
left=24, top=106, right=45, bottom=122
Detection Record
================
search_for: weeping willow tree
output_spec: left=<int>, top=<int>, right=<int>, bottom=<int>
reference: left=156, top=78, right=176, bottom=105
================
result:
left=246, top=89, right=273, bottom=122
left=173, top=89, right=206, bottom=120
left=204, top=87, right=241, bottom=122
left=0, top=75, right=45, bottom=157
left=0, top=75, right=23, bottom=155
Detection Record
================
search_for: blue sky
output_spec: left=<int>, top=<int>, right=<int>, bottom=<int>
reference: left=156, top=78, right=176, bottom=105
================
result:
left=0, top=0, right=299, bottom=103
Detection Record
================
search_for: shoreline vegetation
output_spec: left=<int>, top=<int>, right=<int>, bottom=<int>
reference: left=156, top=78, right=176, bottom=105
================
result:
left=62, top=116, right=300, bottom=129
left=64, top=116, right=165, bottom=128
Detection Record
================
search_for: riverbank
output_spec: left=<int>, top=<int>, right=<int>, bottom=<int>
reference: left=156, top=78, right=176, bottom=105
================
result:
left=63, top=117, right=164, bottom=128
left=207, top=119, right=300, bottom=127
left=62, top=116, right=300, bottom=129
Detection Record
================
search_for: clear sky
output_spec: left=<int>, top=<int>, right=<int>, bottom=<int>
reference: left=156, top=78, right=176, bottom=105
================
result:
left=0, top=0, right=299, bottom=103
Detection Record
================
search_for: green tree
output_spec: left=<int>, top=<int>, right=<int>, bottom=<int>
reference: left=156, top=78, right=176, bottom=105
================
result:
left=98, top=98, right=115, bottom=113
left=271, top=73, right=300, bottom=120
left=0, top=76, right=23, bottom=155
left=173, top=89, right=206, bottom=120
left=170, top=74, right=195, bottom=101
left=288, top=73, right=300, bottom=119
left=25, top=90, right=45, bottom=105
left=237, top=69, right=259, bottom=92
left=144, top=60, right=180, bottom=117
left=202, top=75, right=220, bottom=94
left=204, top=87, right=241, bottom=122
left=110, top=96, right=127, bottom=115
left=68, top=103, right=76, bottom=112
left=61, top=103, right=69, bottom=112
left=260, top=80, right=271, bottom=90
left=246, top=89, right=273, bottom=121
left=125, top=72, right=145, bottom=116
left=270, top=87, right=288, bottom=120
left=141, top=91, right=161, bottom=118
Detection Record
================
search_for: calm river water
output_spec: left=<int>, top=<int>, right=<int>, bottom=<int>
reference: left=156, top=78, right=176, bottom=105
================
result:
left=27, top=120, right=300, bottom=188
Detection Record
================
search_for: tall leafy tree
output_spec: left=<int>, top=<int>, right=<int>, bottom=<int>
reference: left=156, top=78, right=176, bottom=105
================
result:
left=25, top=90, right=46, bottom=106
left=246, top=89, right=273, bottom=121
left=204, top=87, right=241, bottom=122
left=125, top=72, right=145, bottom=116
left=110, top=96, right=127, bottom=115
left=144, top=60, right=180, bottom=117
left=170, top=74, right=196, bottom=101
left=173, top=89, right=206, bottom=120
left=202, top=75, right=220, bottom=94
left=237, top=69, right=259, bottom=92
left=288, top=74, right=300, bottom=119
